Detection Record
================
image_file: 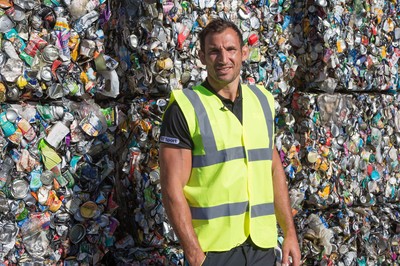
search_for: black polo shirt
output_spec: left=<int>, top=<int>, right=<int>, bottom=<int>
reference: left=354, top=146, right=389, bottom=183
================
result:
left=160, top=80, right=243, bottom=149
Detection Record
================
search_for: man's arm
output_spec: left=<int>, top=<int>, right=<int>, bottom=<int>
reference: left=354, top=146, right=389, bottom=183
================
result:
left=272, top=147, right=301, bottom=266
left=160, top=144, right=206, bottom=266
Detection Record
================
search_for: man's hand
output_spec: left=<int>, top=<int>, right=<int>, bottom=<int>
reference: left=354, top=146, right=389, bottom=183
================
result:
left=188, top=252, right=206, bottom=266
left=272, top=147, right=301, bottom=266
left=160, top=144, right=206, bottom=266
left=281, top=233, right=301, bottom=266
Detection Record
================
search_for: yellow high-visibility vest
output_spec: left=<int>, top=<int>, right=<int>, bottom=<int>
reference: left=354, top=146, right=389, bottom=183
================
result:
left=170, top=84, right=277, bottom=251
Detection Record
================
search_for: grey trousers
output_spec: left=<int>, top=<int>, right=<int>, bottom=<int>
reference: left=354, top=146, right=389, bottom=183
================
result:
left=188, top=239, right=276, bottom=266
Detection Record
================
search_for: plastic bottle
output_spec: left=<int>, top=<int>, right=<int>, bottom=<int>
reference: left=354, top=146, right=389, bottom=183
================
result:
left=0, top=156, right=14, bottom=188
left=0, top=112, right=16, bottom=137
left=177, top=19, right=192, bottom=50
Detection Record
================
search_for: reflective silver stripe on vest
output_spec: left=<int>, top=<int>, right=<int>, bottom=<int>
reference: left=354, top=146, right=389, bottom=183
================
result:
left=251, top=203, right=275, bottom=218
left=247, top=85, right=274, bottom=150
left=191, top=201, right=275, bottom=220
left=191, top=146, right=246, bottom=167
left=248, top=148, right=272, bottom=161
left=182, top=86, right=273, bottom=167
left=182, top=89, right=216, bottom=152
left=191, top=201, right=248, bottom=220
left=183, top=89, right=246, bottom=167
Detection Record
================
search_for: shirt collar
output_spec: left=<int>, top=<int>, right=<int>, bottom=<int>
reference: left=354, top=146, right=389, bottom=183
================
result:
left=200, top=79, right=242, bottom=103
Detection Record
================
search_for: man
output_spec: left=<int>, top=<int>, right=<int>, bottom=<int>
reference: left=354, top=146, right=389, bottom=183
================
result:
left=159, top=18, right=300, bottom=266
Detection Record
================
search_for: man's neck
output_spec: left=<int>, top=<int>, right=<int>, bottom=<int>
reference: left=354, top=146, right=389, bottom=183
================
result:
left=206, top=79, right=240, bottom=102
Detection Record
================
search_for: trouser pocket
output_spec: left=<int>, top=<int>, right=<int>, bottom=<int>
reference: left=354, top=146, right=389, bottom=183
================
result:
left=202, top=252, right=212, bottom=266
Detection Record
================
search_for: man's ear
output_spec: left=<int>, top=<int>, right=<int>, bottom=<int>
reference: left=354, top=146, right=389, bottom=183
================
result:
left=198, top=50, right=205, bottom=64
left=241, top=45, right=249, bottom=61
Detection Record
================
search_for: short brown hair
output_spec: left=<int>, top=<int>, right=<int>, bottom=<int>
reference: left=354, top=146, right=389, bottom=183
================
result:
left=199, top=18, right=244, bottom=51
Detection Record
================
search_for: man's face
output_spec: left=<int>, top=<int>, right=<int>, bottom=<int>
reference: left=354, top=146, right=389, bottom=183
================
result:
left=199, top=28, right=249, bottom=88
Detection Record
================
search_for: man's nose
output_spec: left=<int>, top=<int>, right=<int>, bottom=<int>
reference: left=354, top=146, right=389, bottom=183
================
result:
left=218, top=49, right=228, bottom=63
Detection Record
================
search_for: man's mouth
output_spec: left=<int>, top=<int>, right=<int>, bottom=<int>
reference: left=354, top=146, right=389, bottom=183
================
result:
left=216, top=65, right=232, bottom=73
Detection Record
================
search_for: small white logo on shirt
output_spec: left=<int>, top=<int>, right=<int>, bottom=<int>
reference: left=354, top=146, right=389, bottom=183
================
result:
left=160, top=136, right=180, bottom=145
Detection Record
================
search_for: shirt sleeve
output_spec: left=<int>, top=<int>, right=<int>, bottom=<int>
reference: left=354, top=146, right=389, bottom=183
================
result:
left=160, top=101, right=193, bottom=149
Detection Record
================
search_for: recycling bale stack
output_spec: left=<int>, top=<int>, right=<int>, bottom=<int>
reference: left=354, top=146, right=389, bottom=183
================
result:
left=107, top=0, right=400, bottom=265
left=0, top=0, right=128, bottom=264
